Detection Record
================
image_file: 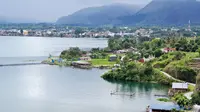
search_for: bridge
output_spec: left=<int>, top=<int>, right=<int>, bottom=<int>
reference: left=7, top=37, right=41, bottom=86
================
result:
left=0, top=62, right=45, bottom=67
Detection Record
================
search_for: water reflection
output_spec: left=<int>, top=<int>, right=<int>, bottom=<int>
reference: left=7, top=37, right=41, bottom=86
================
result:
left=104, top=79, right=169, bottom=99
left=21, top=67, right=46, bottom=99
left=0, top=65, right=170, bottom=112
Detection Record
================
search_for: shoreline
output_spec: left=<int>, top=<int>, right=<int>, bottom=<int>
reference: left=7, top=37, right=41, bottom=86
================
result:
left=0, top=35, right=109, bottom=39
left=42, top=60, right=113, bottom=69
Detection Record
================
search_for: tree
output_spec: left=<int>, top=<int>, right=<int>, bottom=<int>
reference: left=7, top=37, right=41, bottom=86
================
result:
left=60, top=47, right=82, bottom=60
left=192, top=44, right=198, bottom=52
left=191, top=92, right=200, bottom=105
left=154, top=49, right=163, bottom=58
left=175, top=43, right=181, bottom=51
left=143, top=42, right=150, bottom=50
left=197, top=48, right=200, bottom=56
left=75, top=28, right=84, bottom=35
left=196, top=74, right=200, bottom=92
left=151, top=38, right=162, bottom=49
left=174, top=94, right=190, bottom=107
left=173, top=52, right=185, bottom=60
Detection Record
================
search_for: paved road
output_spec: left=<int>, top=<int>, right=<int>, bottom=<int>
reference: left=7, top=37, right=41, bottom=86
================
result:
left=161, top=71, right=196, bottom=99
left=161, top=71, right=196, bottom=86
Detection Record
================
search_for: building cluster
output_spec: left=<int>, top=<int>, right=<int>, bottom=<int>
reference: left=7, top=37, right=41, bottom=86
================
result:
left=0, top=27, right=153, bottom=38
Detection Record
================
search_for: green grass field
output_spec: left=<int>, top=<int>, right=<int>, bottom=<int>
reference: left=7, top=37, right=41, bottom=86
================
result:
left=90, top=59, right=117, bottom=66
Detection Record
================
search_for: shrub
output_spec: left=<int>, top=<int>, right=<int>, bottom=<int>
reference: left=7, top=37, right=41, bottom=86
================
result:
left=157, top=98, right=171, bottom=102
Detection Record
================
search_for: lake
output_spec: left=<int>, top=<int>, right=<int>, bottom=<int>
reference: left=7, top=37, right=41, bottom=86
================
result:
left=0, top=36, right=169, bottom=112
left=0, top=36, right=108, bottom=57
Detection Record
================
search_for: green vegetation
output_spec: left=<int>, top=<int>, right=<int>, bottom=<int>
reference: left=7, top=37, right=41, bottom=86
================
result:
left=196, top=74, right=200, bottom=91
left=56, top=36, right=200, bottom=85
left=102, top=61, right=175, bottom=85
left=157, top=98, right=171, bottom=102
left=191, top=74, right=200, bottom=105
left=102, top=37, right=200, bottom=85
left=60, top=47, right=84, bottom=60
left=188, top=84, right=195, bottom=92
left=191, top=92, right=200, bottom=105
left=153, top=52, right=198, bottom=83
left=58, top=47, right=120, bottom=68
left=108, top=38, right=136, bottom=51
left=90, top=59, right=117, bottom=66
left=172, top=93, right=191, bottom=108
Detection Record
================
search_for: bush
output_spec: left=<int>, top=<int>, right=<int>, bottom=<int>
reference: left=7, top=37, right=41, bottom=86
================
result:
left=191, top=92, right=200, bottom=105
left=173, top=93, right=191, bottom=107
left=154, top=49, right=163, bottom=58
left=102, top=62, right=174, bottom=85
left=157, top=98, right=171, bottom=102
left=60, top=47, right=82, bottom=60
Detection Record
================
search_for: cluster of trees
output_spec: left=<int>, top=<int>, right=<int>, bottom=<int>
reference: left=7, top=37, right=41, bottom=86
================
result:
left=173, top=94, right=191, bottom=109
left=153, top=52, right=198, bottom=83
left=108, top=37, right=164, bottom=59
left=139, top=38, right=164, bottom=58
left=60, top=47, right=85, bottom=60
left=102, top=61, right=173, bottom=85
left=104, top=37, right=200, bottom=84
left=90, top=48, right=107, bottom=59
left=108, top=37, right=136, bottom=51
left=107, top=36, right=200, bottom=59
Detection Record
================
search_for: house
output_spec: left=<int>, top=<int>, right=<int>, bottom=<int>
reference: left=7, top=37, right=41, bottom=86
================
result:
left=72, top=61, right=91, bottom=69
left=23, top=30, right=28, bottom=36
left=168, top=83, right=188, bottom=96
left=79, top=57, right=91, bottom=61
left=149, top=103, right=180, bottom=112
left=172, top=83, right=188, bottom=91
left=109, top=55, right=117, bottom=61
left=161, top=48, right=176, bottom=53
left=138, top=58, right=145, bottom=63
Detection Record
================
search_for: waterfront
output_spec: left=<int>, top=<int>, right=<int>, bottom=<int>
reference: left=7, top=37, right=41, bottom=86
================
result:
left=0, top=36, right=169, bottom=112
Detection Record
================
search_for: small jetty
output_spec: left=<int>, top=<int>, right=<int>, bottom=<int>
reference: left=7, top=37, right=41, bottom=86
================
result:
left=110, top=91, right=135, bottom=96
left=0, top=63, right=44, bottom=67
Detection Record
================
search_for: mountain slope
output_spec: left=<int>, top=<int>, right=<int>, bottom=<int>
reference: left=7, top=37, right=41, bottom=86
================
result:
left=119, top=0, right=200, bottom=25
left=56, top=3, right=142, bottom=25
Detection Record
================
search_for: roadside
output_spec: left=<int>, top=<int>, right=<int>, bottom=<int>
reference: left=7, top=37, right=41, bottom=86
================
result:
left=161, top=71, right=196, bottom=99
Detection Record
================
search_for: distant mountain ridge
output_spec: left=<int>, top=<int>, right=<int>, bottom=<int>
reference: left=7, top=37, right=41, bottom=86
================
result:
left=118, top=0, right=200, bottom=26
left=56, top=3, right=142, bottom=25
left=57, top=0, right=200, bottom=26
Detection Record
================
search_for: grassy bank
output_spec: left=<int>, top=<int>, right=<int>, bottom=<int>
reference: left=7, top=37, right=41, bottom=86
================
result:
left=90, top=59, right=117, bottom=67
left=153, top=52, right=199, bottom=83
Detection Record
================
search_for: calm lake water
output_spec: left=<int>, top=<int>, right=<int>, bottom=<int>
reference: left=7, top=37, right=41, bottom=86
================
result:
left=0, top=36, right=169, bottom=112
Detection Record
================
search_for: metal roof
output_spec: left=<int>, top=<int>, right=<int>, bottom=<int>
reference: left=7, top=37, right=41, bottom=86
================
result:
left=150, top=102, right=181, bottom=111
left=172, top=83, right=188, bottom=89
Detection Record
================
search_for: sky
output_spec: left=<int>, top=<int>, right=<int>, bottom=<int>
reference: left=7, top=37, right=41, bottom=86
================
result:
left=0, top=0, right=151, bottom=22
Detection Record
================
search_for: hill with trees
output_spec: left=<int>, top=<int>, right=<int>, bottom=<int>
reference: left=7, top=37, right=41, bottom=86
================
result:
left=57, top=0, right=200, bottom=26
left=56, top=3, right=141, bottom=25
left=102, top=36, right=200, bottom=84
left=117, top=0, right=200, bottom=25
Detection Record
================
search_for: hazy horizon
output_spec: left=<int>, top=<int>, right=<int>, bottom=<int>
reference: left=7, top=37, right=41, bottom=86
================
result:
left=0, top=0, right=151, bottom=22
